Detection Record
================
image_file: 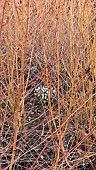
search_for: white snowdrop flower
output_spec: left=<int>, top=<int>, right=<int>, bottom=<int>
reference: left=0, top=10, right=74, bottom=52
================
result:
left=45, top=96, right=48, bottom=100
left=46, top=90, right=48, bottom=94
left=34, top=92, right=37, bottom=95
left=37, top=86, right=40, bottom=91
left=40, top=155, right=44, bottom=159
left=42, top=93, right=44, bottom=99
left=42, top=87, right=45, bottom=92
left=45, top=93, right=47, bottom=96
left=44, top=95, right=47, bottom=99
left=28, top=117, right=31, bottom=121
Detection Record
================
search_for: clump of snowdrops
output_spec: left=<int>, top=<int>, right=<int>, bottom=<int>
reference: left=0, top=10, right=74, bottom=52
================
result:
left=34, top=84, right=56, bottom=107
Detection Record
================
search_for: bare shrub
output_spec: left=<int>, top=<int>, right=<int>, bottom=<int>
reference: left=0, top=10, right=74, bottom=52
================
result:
left=0, top=0, right=96, bottom=170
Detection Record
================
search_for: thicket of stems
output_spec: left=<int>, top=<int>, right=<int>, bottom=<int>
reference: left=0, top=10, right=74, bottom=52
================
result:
left=0, top=0, right=96, bottom=170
